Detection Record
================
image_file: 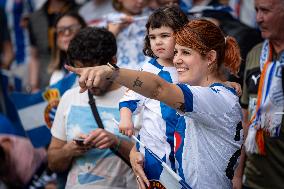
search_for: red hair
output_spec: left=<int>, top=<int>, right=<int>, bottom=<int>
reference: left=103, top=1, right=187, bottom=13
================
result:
left=174, top=19, right=241, bottom=76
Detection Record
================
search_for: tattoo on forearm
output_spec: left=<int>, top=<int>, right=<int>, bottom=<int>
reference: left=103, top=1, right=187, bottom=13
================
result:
left=152, top=89, right=160, bottom=98
left=133, top=77, right=143, bottom=88
left=175, top=102, right=185, bottom=113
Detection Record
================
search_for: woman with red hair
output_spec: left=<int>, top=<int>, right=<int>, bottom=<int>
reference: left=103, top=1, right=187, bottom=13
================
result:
left=65, top=19, right=243, bottom=189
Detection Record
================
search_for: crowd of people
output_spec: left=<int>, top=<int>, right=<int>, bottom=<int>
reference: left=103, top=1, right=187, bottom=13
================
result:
left=0, top=0, right=283, bottom=189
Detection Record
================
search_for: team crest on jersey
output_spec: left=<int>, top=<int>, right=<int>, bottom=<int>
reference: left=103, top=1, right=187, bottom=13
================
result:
left=148, top=180, right=166, bottom=189
left=43, top=89, right=61, bottom=129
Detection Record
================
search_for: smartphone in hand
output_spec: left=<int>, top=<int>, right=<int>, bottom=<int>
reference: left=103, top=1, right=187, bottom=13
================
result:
left=74, top=138, right=85, bottom=146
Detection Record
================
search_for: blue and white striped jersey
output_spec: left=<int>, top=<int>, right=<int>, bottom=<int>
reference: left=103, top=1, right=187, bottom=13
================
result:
left=174, top=83, right=243, bottom=189
left=1, top=0, right=33, bottom=65
left=119, top=58, right=180, bottom=182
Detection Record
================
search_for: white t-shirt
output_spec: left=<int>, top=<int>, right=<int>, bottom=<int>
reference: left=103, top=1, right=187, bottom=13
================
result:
left=49, top=70, right=65, bottom=85
left=175, top=83, right=243, bottom=189
left=51, top=86, right=137, bottom=189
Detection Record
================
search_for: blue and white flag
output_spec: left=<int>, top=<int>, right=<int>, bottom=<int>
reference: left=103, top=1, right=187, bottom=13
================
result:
left=0, top=71, right=26, bottom=137
left=111, top=118, right=191, bottom=189
left=132, top=135, right=191, bottom=189
left=1, top=69, right=22, bottom=92
left=9, top=73, right=77, bottom=147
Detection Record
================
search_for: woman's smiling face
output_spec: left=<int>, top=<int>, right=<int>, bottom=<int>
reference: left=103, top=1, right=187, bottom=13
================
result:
left=173, top=44, right=208, bottom=86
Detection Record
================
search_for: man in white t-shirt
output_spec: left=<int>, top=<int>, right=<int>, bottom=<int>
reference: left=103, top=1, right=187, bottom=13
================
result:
left=47, top=27, right=137, bottom=189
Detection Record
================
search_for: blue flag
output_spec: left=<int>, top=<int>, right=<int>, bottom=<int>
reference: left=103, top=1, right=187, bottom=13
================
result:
left=9, top=73, right=77, bottom=147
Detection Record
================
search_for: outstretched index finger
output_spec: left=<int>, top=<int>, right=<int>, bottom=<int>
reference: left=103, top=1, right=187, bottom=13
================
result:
left=65, top=64, right=83, bottom=76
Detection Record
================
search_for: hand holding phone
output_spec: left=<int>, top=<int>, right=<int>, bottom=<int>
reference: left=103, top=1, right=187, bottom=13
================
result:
left=74, top=138, right=85, bottom=146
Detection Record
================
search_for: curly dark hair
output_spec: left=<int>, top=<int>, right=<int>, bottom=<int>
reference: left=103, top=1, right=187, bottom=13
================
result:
left=67, top=27, right=117, bottom=67
left=143, top=5, right=188, bottom=58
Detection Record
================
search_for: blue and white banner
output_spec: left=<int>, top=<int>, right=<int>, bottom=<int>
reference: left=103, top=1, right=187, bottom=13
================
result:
left=1, top=69, right=22, bottom=92
left=9, top=73, right=77, bottom=147
left=1, top=71, right=25, bottom=137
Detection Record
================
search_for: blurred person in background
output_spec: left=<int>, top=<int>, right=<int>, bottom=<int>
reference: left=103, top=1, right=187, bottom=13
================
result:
left=0, top=79, right=55, bottom=188
left=106, top=0, right=149, bottom=70
left=236, top=0, right=284, bottom=189
left=0, top=135, right=49, bottom=188
left=0, top=7, right=13, bottom=71
left=238, top=0, right=257, bottom=28
left=146, top=0, right=179, bottom=11
left=0, top=0, right=37, bottom=91
left=79, top=0, right=115, bottom=27
left=27, top=0, right=79, bottom=92
left=48, top=12, right=86, bottom=85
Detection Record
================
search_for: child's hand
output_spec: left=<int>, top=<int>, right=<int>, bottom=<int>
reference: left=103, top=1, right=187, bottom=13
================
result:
left=224, top=81, right=242, bottom=97
left=107, top=16, right=133, bottom=36
left=119, top=118, right=134, bottom=137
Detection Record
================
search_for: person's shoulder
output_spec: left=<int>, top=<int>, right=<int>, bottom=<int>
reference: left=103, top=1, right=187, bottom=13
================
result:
left=79, top=1, right=94, bottom=14
left=245, top=42, right=263, bottom=69
left=141, top=58, right=158, bottom=71
left=61, top=86, right=82, bottom=99
left=249, top=42, right=263, bottom=55
left=184, top=84, right=239, bottom=105
left=29, top=6, right=46, bottom=20
left=210, top=84, right=241, bottom=111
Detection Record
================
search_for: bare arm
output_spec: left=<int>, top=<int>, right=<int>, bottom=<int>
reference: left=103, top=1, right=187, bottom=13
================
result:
left=129, top=146, right=149, bottom=189
left=232, top=108, right=249, bottom=189
left=242, top=108, right=249, bottom=133
left=116, top=137, right=134, bottom=162
left=65, top=65, right=185, bottom=113
left=47, top=137, right=87, bottom=172
left=232, top=147, right=246, bottom=189
left=28, top=47, right=40, bottom=92
left=1, top=41, right=14, bottom=69
left=107, top=16, right=133, bottom=37
left=119, top=107, right=135, bottom=136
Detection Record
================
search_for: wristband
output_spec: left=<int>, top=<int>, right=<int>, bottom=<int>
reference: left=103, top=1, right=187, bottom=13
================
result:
left=106, top=63, right=119, bottom=81
left=113, top=136, right=122, bottom=152
left=107, top=62, right=119, bottom=71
